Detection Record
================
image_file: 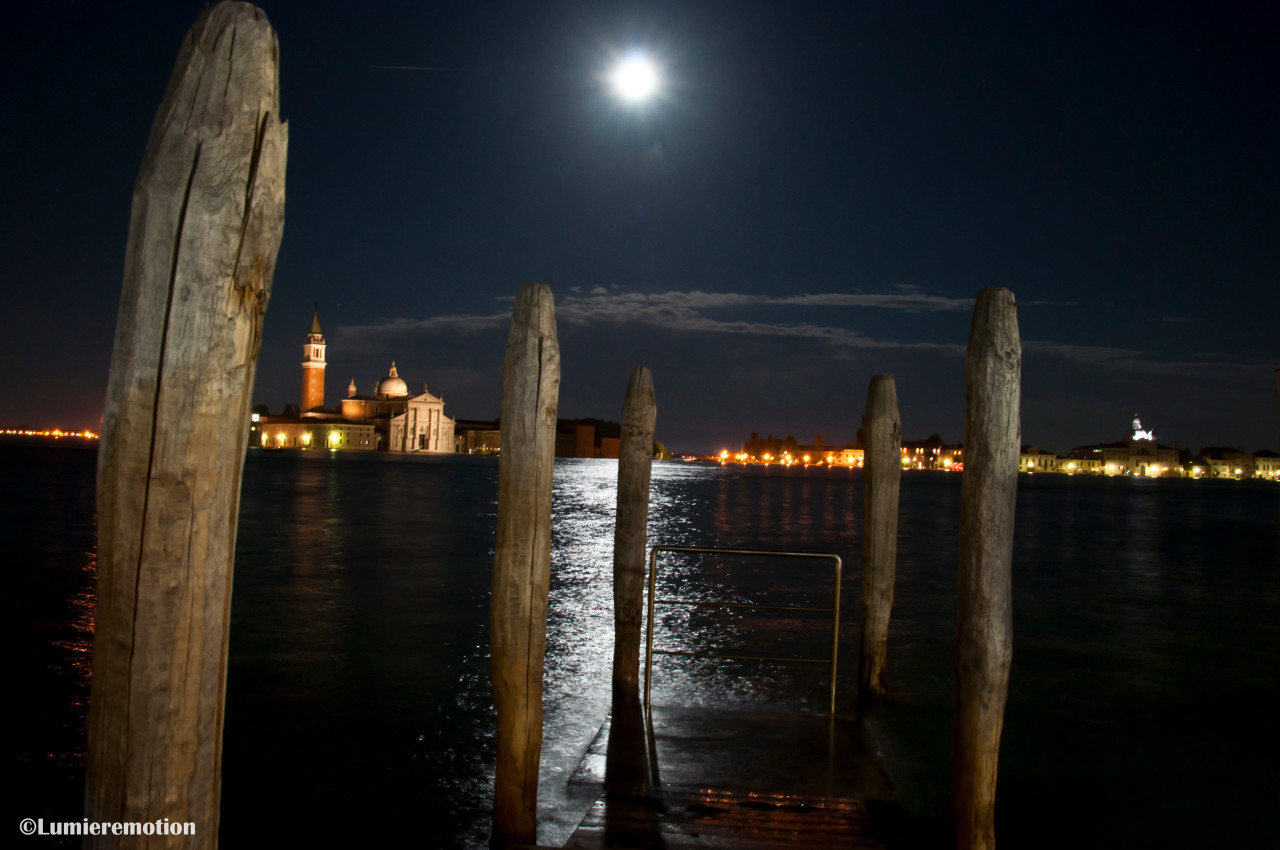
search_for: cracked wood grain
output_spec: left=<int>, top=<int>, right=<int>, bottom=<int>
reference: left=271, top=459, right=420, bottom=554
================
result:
left=491, top=283, right=560, bottom=846
left=954, top=288, right=1020, bottom=850
left=87, top=3, right=286, bottom=847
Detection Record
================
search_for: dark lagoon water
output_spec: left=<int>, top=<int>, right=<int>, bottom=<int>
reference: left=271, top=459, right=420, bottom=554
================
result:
left=10, top=443, right=1279, bottom=847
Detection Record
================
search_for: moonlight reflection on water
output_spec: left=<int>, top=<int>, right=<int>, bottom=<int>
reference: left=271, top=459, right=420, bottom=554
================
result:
left=11, top=448, right=1277, bottom=848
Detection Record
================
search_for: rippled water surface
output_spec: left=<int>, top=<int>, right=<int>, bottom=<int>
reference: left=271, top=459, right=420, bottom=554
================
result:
left=11, top=446, right=1279, bottom=847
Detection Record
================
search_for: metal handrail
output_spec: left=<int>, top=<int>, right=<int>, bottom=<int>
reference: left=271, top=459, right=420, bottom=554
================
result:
left=643, top=545, right=843, bottom=715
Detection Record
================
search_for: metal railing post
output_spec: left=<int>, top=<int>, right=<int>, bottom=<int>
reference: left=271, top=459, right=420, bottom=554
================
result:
left=643, top=545, right=844, bottom=715
left=828, top=556, right=842, bottom=715
left=644, top=547, right=659, bottom=712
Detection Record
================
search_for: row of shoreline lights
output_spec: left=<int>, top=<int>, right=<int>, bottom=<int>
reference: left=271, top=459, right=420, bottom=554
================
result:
left=262, top=430, right=343, bottom=449
left=717, top=448, right=960, bottom=469
left=723, top=450, right=1265, bottom=478
left=254, top=414, right=342, bottom=450
left=2, top=428, right=99, bottom=439
left=719, top=450, right=823, bottom=466
left=1024, top=459, right=1259, bottom=478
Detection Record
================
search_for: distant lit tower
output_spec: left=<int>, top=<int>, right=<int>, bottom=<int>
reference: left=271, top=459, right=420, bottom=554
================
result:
left=301, top=305, right=326, bottom=414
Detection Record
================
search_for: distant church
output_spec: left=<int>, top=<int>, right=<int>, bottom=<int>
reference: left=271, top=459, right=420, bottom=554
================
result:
left=254, top=308, right=455, bottom=452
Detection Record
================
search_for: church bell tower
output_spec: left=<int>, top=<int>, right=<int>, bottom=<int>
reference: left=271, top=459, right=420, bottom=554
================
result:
left=301, top=305, right=326, bottom=414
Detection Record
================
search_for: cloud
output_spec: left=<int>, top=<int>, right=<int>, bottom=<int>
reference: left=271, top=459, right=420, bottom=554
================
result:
left=336, top=285, right=971, bottom=351
left=1023, top=340, right=1266, bottom=380
left=1022, top=341, right=1145, bottom=363
left=547, top=288, right=967, bottom=350
left=332, top=287, right=1263, bottom=380
left=768, top=289, right=974, bottom=311
left=552, top=286, right=972, bottom=318
left=338, top=312, right=508, bottom=344
left=1103, top=357, right=1269, bottom=380
left=1017, top=298, right=1079, bottom=307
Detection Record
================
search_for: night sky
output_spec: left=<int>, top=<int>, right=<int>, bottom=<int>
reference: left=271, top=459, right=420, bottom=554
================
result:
left=4, top=1, right=1276, bottom=454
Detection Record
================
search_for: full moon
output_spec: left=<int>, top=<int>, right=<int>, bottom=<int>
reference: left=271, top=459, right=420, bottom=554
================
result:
left=609, top=54, right=660, bottom=103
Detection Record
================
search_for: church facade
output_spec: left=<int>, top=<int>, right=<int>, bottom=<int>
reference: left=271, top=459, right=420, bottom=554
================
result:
left=389, top=391, right=454, bottom=453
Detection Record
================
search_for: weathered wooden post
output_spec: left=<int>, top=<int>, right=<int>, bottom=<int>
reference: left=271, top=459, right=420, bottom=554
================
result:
left=607, top=366, right=657, bottom=794
left=491, top=284, right=560, bottom=847
left=858, top=374, right=901, bottom=710
left=954, top=288, right=1020, bottom=850
left=85, top=3, right=286, bottom=847
left=612, top=365, right=657, bottom=691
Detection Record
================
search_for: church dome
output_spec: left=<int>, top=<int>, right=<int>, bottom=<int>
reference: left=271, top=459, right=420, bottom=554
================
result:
left=376, top=362, right=409, bottom=398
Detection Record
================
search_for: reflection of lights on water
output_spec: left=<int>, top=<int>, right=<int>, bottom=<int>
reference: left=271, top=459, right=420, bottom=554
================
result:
left=55, top=578, right=97, bottom=718
left=543, top=459, right=845, bottom=744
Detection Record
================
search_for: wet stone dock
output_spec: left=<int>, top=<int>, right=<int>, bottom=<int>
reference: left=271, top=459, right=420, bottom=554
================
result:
left=553, top=705, right=899, bottom=849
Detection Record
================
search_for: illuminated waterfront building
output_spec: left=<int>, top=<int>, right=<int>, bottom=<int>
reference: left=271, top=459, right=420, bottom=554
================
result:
left=725, top=416, right=1271, bottom=480
left=1198, top=447, right=1256, bottom=480
left=388, top=383, right=455, bottom=453
left=1067, top=415, right=1179, bottom=476
left=256, top=414, right=378, bottom=451
left=900, top=435, right=963, bottom=470
left=340, top=362, right=410, bottom=420
left=454, top=420, right=502, bottom=454
left=449, top=419, right=626, bottom=458
left=1017, top=448, right=1098, bottom=474
left=1018, top=446, right=1058, bottom=473
left=256, top=311, right=455, bottom=453
left=737, top=431, right=967, bottom=469
left=741, top=432, right=866, bottom=466
left=1252, top=450, right=1280, bottom=479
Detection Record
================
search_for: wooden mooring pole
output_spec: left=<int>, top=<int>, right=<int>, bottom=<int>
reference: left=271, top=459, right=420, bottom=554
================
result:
left=954, top=288, right=1020, bottom=850
left=612, top=366, right=657, bottom=692
left=606, top=366, right=657, bottom=795
left=491, top=284, right=561, bottom=847
left=858, top=374, right=901, bottom=710
left=85, top=3, right=286, bottom=847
